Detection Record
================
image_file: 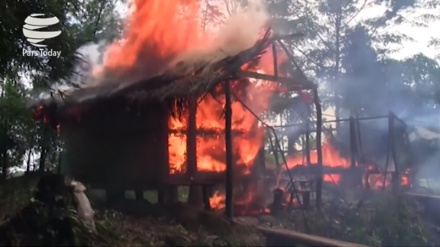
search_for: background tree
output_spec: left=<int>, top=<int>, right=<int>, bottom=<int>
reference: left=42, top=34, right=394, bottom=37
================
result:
left=0, top=0, right=123, bottom=177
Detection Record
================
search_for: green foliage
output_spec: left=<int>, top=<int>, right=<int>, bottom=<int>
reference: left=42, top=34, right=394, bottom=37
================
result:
left=267, top=0, right=440, bottom=118
left=0, top=81, right=34, bottom=175
left=284, top=194, right=437, bottom=246
left=0, top=0, right=123, bottom=175
left=0, top=0, right=80, bottom=82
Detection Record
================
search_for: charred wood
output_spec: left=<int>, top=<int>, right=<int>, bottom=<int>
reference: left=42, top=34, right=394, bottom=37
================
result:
left=270, top=188, right=284, bottom=216
left=169, top=128, right=246, bottom=136
left=283, top=164, right=348, bottom=176
left=224, top=80, right=234, bottom=218
left=313, top=88, right=323, bottom=209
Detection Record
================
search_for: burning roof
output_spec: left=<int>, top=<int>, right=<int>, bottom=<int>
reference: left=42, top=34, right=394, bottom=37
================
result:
left=30, top=30, right=313, bottom=124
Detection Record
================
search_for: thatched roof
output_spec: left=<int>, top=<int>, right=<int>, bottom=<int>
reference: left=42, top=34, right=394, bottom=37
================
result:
left=30, top=31, right=314, bottom=124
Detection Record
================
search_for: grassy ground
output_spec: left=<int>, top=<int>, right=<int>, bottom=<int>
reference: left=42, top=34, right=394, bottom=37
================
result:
left=0, top=172, right=41, bottom=225
left=1, top=173, right=440, bottom=246
left=269, top=192, right=440, bottom=246
left=0, top=173, right=263, bottom=246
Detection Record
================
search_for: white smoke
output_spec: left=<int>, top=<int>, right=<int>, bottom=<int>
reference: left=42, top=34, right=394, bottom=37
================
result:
left=33, top=42, right=108, bottom=102
left=170, top=0, right=269, bottom=74
left=92, top=0, right=269, bottom=85
left=35, top=0, right=270, bottom=101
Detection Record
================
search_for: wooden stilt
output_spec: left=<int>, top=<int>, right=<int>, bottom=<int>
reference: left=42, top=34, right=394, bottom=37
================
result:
left=313, top=87, right=323, bottom=209
left=389, top=111, right=400, bottom=194
left=349, top=116, right=357, bottom=168
left=187, top=97, right=202, bottom=206
left=224, top=80, right=234, bottom=218
left=135, top=189, right=143, bottom=201
left=202, top=185, right=212, bottom=210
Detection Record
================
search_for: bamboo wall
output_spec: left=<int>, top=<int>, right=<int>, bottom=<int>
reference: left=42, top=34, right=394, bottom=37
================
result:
left=60, top=98, right=169, bottom=190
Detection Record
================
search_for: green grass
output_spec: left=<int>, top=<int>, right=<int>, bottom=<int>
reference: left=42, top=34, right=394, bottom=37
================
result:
left=0, top=174, right=264, bottom=246
left=0, top=172, right=41, bottom=224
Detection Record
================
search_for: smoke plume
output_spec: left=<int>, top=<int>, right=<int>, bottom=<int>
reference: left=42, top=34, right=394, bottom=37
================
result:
left=90, top=0, right=269, bottom=86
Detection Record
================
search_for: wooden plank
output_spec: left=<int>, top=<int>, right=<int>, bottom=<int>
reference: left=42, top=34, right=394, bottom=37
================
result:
left=257, top=226, right=370, bottom=247
left=167, top=172, right=225, bottom=185
left=186, top=97, right=197, bottom=178
left=405, top=192, right=440, bottom=201
left=224, top=80, right=234, bottom=218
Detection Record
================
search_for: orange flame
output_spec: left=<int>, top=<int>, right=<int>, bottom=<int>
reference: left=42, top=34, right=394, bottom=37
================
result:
left=287, top=143, right=351, bottom=183
left=100, top=0, right=286, bottom=212
left=286, top=142, right=412, bottom=189
left=102, top=0, right=205, bottom=76
left=99, top=0, right=413, bottom=213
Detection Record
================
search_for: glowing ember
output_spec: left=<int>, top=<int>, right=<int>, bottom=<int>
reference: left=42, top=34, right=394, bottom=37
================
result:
left=209, top=191, right=225, bottom=209
left=287, top=142, right=351, bottom=183
left=286, top=142, right=413, bottom=190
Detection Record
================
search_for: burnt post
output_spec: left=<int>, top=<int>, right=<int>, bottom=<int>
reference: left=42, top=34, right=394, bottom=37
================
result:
left=349, top=115, right=363, bottom=189
left=187, top=96, right=202, bottom=206
left=187, top=97, right=197, bottom=180
left=224, top=80, right=234, bottom=218
left=271, top=188, right=284, bottom=216
left=389, top=111, right=400, bottom=194
left=305, top=124, right=311, bottom=166
left=303, top=124, right=311, bottom=208
left=313, top=87, right=323, bottom=209
left=349, top=116, right=357, bottom=168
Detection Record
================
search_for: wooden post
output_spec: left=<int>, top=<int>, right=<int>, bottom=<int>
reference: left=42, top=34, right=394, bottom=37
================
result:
left=349, top=116, right=357, bottom=168
left=187, top=97, right=197, bottom=178
left=304, top=121, right=311, bottom=208
left=389, top=111, right=400, bottom=194
left=168, top=186, right=178, bottom=203
left=187, top=97, right=203, bottom=206
left=202, top=185, right=212, bottom=210
left=135, top=189, right=144, bottom=201
left=272, top=42, right=278, bottom=78
left=312, top=87, right=323, bottom=208
left=163, top=103, right=171, bottom=180
left=224, top=81, right=234, bottom=218
left=305, top=124, right=311, bottom=166
left=271, top=188, right=284, bottom=215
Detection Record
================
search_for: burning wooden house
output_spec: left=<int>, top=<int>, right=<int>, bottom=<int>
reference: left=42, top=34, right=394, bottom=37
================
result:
left=29, top=30, right=319, bottom=213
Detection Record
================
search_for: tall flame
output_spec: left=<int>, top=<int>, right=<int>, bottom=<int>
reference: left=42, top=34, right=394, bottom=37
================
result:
left=97, top=0, right=281, bottom=211
left=97, top=0, right=269, bottom=84
left=101, top=0, right=204, bottom=80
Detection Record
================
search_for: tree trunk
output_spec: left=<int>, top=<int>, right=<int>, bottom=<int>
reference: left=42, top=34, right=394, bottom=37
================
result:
left=39, top=147, right=47, bottom=173
left=26, top=149, right=32, bottom=173
left=334, top=5, right=342, bottom=131
left=1, top=148, right=8, bottom=179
